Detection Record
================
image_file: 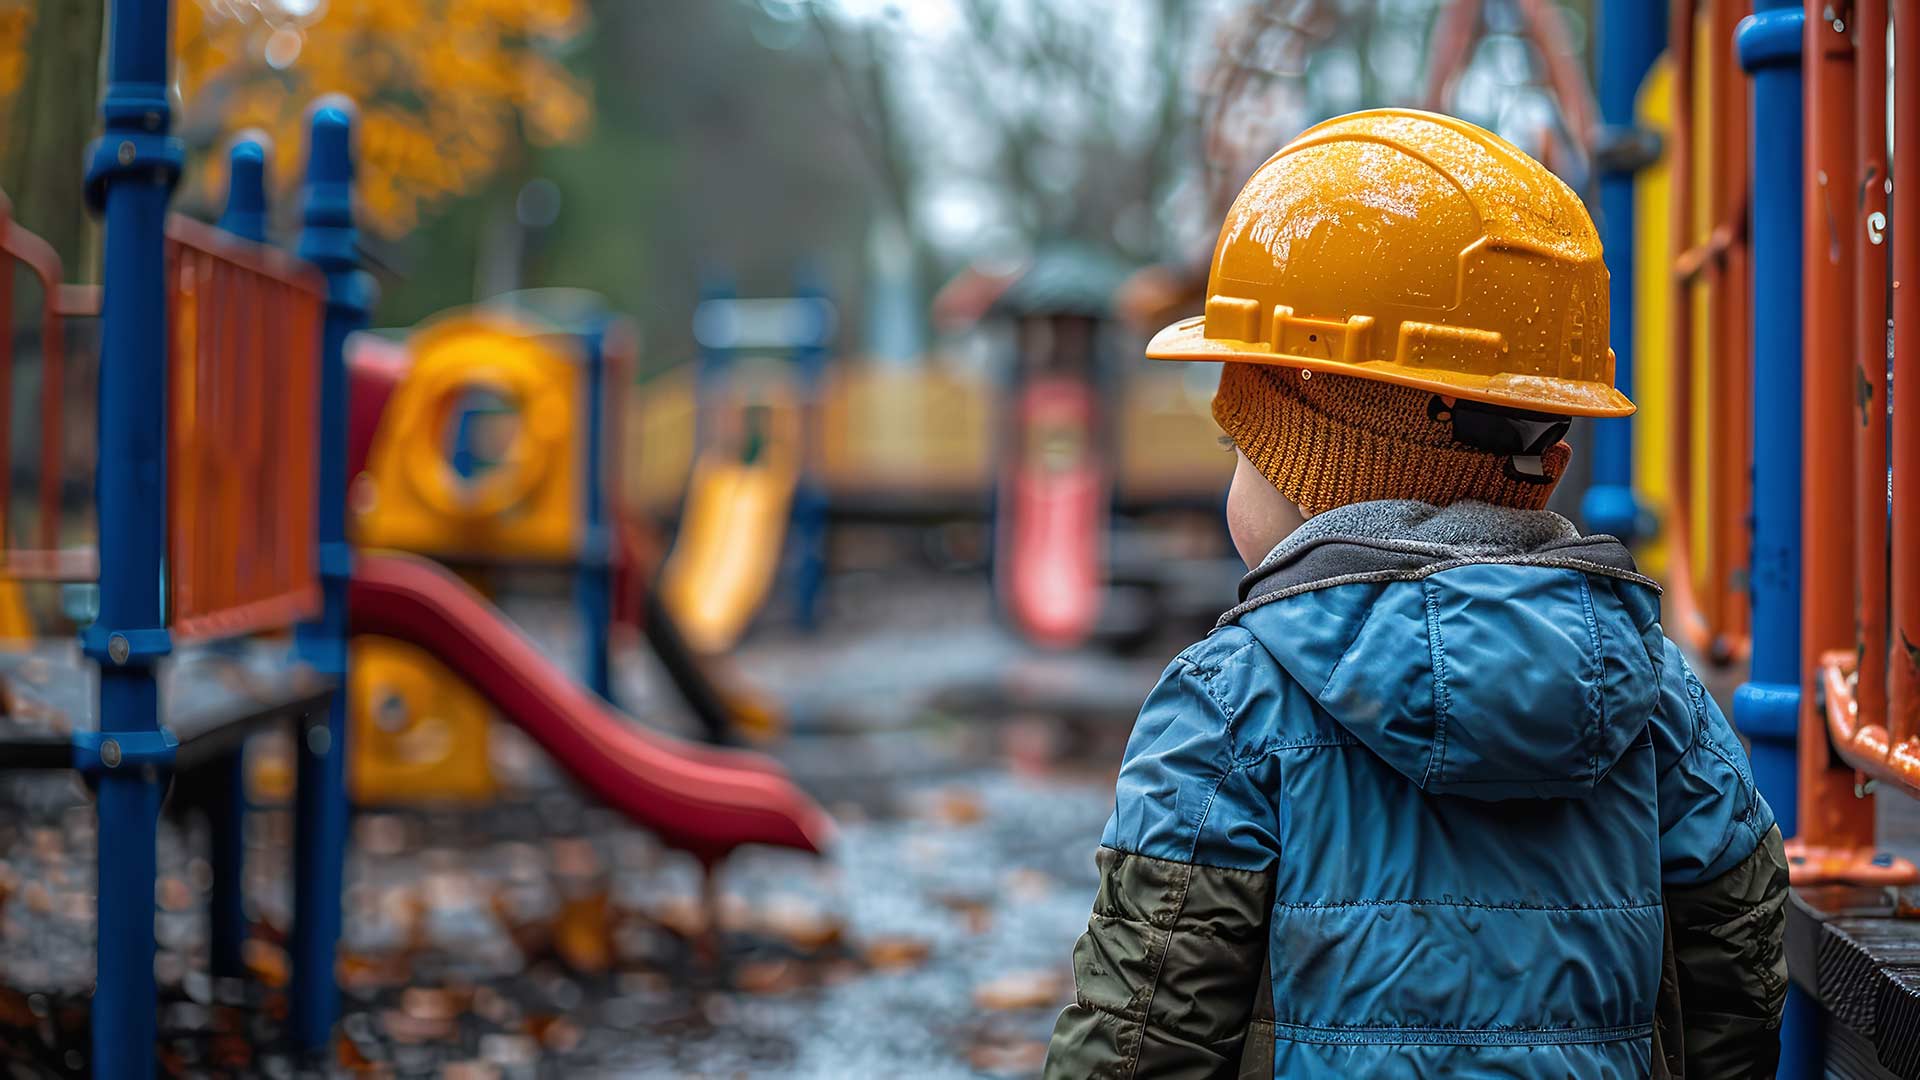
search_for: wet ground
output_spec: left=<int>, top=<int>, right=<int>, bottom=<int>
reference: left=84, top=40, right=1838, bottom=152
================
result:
left=0, top=566, right=1215, bottom=1077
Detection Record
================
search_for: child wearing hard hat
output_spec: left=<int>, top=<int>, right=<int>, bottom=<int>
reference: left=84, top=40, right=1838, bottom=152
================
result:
left=1044, top=110, right=1786, bottom=1080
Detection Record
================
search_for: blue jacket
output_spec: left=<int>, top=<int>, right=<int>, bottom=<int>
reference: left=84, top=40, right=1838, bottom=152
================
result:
left=1046, top=502, right=1786, bottom=1079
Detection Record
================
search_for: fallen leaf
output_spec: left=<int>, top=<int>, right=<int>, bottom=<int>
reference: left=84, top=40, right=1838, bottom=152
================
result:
left=970, top=1038, right=1048, bottom=1075
left=860, top=935, right=932, bottom=971
left=399, top=986, right=462, bottom=1022
left=243, top=939, right=289, bottom=988
left=757, top=897, right=843, bottom=952
left=930, top=788, right=985, bottom=825
left=338, top=952, right=409, bottom=993
left=525, top=1014, right=582, bottom=1054
left=934, top=893, right=993, bottom=934
left=733, top=959, right=802, bottom=995
left=553, top=892, right=612, bottom=975
left=973, top=970, right=1066, bottom=1011
left=381, top=1007, right=452, bottom=1044
left=646, top=895, right=708, bottom=939
left=157, top=876, right=192, bottom=912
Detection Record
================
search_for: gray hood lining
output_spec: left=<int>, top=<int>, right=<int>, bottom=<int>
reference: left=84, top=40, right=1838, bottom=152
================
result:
left=1222, top=500, right=1658, bottom=627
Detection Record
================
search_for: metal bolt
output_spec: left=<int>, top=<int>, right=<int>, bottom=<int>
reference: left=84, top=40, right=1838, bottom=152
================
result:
left=306, top=725, right=331, bottom=756
left=1299, top=369, right=1313, bottom=381
left=100, top=740, right=122, bottom=769
left=107, top=633, right=130, bottom=664
left=117, top=141, right=135, bottom=166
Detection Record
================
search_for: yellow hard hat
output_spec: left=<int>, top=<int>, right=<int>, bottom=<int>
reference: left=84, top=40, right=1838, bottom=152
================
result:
left=1148, top=108, right=1632, bottom=418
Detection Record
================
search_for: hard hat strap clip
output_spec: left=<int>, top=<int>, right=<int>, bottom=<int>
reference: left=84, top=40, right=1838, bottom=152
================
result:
left=1426, top=396, right=1571, bottom=486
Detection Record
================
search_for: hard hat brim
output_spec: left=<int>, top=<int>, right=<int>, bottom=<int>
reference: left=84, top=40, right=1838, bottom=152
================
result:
left=1145, top=316, right=1636, bottom=419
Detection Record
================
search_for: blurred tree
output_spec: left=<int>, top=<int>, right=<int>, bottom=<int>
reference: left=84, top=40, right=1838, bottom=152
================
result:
left=381, top=0, right=882, bottom=370
left=811, top=0, right=1596, bottom=271
left=0, top=0, right=104, bottom=280
left=173, top=0, right=592, bottom=235
left=809, top=0, right=1201, bottom=268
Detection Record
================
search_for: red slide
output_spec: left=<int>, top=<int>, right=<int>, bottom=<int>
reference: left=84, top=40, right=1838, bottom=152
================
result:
left=349, top=552, right=833, bottom=860
left=998, top=377, right=1108, bottom=648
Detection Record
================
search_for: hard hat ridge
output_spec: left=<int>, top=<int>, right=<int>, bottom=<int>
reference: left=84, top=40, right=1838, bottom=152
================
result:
left=1152, top=107, right=1632, bottom=419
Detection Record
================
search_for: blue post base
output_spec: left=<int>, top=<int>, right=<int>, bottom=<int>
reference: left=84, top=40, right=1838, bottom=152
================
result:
left=1580, top=483, right=1645, bottom=543
left=85, top=665, right=173, bottom=1080
left=789, top=483, right=828, bottom=630
left=90, top=763, right=165, bottom=1078
left=288, top=693, right=347, bottom=1050
left=1732, top=679, right=1802, bottom=836
left=208, top=750, right=248, bottom=977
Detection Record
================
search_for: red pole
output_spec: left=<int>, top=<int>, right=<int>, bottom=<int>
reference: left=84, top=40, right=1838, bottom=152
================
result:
left=1855, top=0, right=1891, bottom=735
left=1709, top=0, right=1754, bottom=657
left=1892, top=0, right=1920, bottom=742
left=1668, top=0, right=1705, bottom=652
left=1799, top=0, right=1867, bottom=845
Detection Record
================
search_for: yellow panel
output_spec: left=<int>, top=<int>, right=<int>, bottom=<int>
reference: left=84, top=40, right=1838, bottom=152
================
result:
left=348, top=634, right=496, bottom=804
left=813, top=362, right=993, bottom=497
left=352, top=311, right=583, bottom=560
left=1689, top=30, right=1715, bottom=594
left=1633, top=55, right=1674, bottom=575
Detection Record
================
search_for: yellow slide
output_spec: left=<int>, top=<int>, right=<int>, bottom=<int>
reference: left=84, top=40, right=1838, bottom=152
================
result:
left=658, top=448, right=798, bottom=654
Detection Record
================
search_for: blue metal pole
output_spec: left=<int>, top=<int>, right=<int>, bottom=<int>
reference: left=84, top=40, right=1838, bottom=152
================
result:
left=290, top=99, right=371, bottom=1052
left=787, top=277, right=832, bottom=630
left=694, top=276, right=734, bottom=450
left=1582, top=0, right=1666, bottom=541
left=206, top=136, right=271, bottom=981
left=77, top=0, right=183, bottom=1073
left=1735, top=6, right=1816, bottom=1076
left=577, top=315, right=614, bottom=700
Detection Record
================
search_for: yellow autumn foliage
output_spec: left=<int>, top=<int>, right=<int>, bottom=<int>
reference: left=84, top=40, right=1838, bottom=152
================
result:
left=177, top=0, right=591, bottom=234
left=0, top=3, right=29, bottom=104
left=0, top=0, right=590, bottom=235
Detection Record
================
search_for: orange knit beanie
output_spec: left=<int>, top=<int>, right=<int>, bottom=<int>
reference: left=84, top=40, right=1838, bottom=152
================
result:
left=1211, top=363, right=1571, bottom=516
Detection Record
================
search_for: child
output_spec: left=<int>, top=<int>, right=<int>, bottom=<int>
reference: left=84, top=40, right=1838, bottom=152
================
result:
left=1044, top=110, right=1787, bottom=1079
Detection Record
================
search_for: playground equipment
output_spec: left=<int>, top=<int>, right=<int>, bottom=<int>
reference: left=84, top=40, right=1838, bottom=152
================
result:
left=926, top=249, right=1236, bottom=649
left=1616, top=2, right=1919, bottom=1074
left=656, top=287, right=835, bottom=650
left=983, top=252, right=1130, bottom=649
left=352, top=311, right=584, bottom=562
left=0, top=76, right=338, bottom=1073
left=0, top=4, right=828, bottom=1068
left=349, top=551, right=826, bottom=855
left=346, top=299, right=791, bottom=800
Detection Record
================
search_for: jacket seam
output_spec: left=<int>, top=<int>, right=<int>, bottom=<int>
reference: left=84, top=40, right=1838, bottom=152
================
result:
left=1271, top=896, right=1663, bottom=913
left=1651, top=660, right=1705, bottom=785
left=1195, top=641, right=1262, bottom=741
left=1268, top=1019, right=1653, bottom=1047
left=1577, top=575, right=1606, bottom=790
left=1420, top=580, right=1451, bottom=790
left=1237, top=735, right=1361, bottom=759
left=1314, top=597, right=1377, bottom=702
left=1127, top=859, right=1197, bottom=1080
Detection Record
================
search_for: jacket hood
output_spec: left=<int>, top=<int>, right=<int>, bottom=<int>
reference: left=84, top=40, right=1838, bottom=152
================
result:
left=1231, top=501, right=1666, bottom=801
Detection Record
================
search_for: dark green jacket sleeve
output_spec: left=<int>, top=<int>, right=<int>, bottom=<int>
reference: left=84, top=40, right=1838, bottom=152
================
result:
left=1044, top=847, right=1275, bottom=1080
left=1655, top=825, right=1790, bottom=1080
